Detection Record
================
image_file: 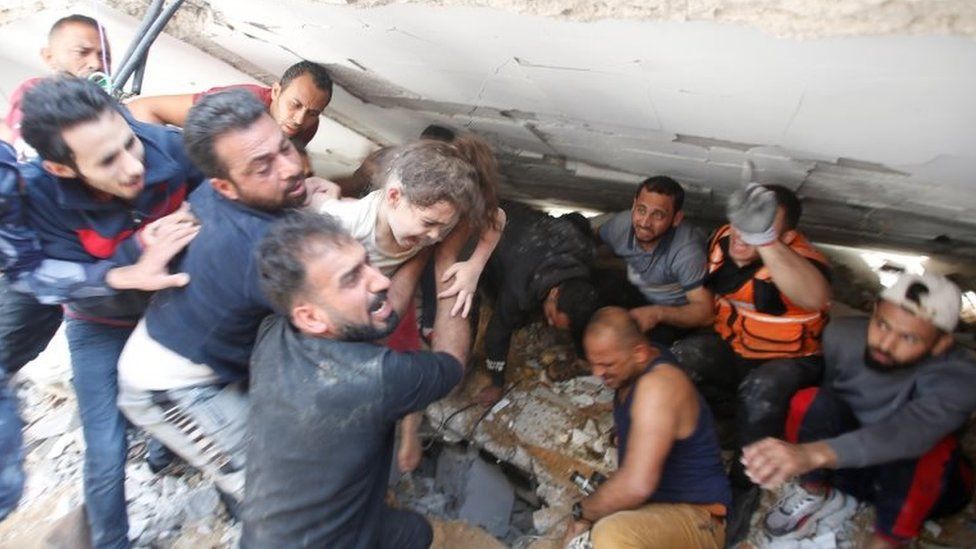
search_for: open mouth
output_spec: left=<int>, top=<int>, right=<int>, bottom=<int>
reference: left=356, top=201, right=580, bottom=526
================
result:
left=369, top=294, right=391, bottom=320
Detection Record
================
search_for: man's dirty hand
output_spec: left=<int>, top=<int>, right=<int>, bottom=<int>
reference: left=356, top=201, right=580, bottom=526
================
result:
left=727, top=182, right=777, bottom=246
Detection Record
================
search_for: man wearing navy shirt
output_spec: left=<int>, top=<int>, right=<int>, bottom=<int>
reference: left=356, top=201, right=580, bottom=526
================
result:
left=116, top=89, right=310, bottom=509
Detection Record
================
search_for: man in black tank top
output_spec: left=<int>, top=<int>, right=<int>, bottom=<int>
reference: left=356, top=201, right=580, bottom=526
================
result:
left=562, top=307, right=730, bottom=549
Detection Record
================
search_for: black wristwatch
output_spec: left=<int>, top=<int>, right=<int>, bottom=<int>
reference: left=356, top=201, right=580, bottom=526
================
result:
left=572, top=501, right=585, bottom=521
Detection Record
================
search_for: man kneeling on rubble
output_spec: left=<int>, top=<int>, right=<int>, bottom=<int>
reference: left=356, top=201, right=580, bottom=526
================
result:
left=743, top=272, right=976, bottom=548
left=562, top=307, right=731, bottom=548
left=240, top=212, right=471, bottom=548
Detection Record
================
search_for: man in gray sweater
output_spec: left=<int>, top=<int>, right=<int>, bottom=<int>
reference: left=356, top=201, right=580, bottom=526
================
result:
left=743, top=272, right=975, bottom=548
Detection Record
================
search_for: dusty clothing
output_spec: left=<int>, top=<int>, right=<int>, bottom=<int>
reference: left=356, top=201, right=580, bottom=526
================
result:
left=788, top=386, right=973, bottom=541
left=242, top=315, right=462, bottom=548
left=706, top=224, right=829, bottom=360
left=482, top=200, right=595, bottom=384
left=192, top=84, right=319, bottom=145
left=819, top=316, right=976, bottom=469
left=614, top=347, right=731, bottom=509
left=316, top=190, right=424, bottom=276
left=143, top=185, right=280, bottom=386
left=599, top=212, right=707, bottom=307
left=591, top=501, right=725, bottom=549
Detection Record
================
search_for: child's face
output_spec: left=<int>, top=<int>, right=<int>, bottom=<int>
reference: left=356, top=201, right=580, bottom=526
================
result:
left=388, top=197, right=458, bottom=249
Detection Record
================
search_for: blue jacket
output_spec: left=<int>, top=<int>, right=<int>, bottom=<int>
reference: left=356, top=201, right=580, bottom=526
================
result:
left=12, top=117, right=204, bottom=323
left=145, top=184, right=282, bottom=384
left=0, top=141, right=44, bottom=280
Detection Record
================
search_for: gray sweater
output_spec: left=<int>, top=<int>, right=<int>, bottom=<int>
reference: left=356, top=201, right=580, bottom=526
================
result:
left=824, top=316, right=976, bottom=469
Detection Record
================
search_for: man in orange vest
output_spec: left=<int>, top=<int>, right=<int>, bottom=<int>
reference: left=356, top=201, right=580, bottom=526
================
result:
left=673, top=181, right=832, bottom=543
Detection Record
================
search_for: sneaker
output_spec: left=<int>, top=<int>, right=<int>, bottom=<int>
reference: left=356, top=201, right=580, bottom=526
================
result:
left=764, top=484, right=847, bottom=539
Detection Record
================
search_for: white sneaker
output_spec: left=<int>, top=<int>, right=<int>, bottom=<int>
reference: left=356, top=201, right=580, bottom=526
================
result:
left=764, top=484, right=848, bottom=540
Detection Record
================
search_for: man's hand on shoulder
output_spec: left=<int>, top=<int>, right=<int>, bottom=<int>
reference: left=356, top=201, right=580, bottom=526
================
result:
left=107, top=205, right=200, bottom=291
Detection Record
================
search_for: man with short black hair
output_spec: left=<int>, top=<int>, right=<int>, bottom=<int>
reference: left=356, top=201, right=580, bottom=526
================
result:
left=127, top=60, right=332, bottom=144
left=241, top=211, right=470, bottom=548
left=15, top=76, right=203, bottom=548
left=117, top=88, right=313, bottom=508
left=477, top=200, right=600, bottom=404
left=598, top=175, right=713, bottom=345
left=673, top=178, right=832, bottom=543
left=744, top=272, right=975, bottom=549
left=0, top=20, right=115, bottom=514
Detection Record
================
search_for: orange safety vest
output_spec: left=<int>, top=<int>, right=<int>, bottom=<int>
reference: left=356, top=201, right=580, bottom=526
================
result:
left=708, top=225, right=828, bottom=359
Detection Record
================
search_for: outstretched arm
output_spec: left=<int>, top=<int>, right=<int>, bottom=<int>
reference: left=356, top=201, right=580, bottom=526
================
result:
left=438, top=207, right=506, bottom=317
left=125, top=94, right=196, bottom=126
left=758, top=240, right=830, bottom=311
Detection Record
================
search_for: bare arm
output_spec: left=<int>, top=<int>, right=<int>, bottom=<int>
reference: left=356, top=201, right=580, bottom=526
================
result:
left=438, top=207, right=507, bottom=317
left=387, top=248, right=430, bottom=317
left=631, top=286, right=715, bottom=331
left=757, top=239, right=830, bottom=311
left=580, top=371, right=686, bottom=521
left=125, top=94, right=196, bottom=126
left=431, top=240, right=471, bottom=369
left=741, top=438, right=838, bottom=489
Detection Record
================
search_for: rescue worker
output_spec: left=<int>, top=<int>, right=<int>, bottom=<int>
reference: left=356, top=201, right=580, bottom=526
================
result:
left=672, top=180, right=831, bottom=543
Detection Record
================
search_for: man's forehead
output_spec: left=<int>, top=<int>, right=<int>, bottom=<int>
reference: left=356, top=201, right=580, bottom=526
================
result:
left=63, top=110, right=129, bottom=158
left=51, top=22, right=100, bottom=44
left=875, top=299, right=937, bottom=335
left=281, top=74, right=331, bottom=105
left=214, top=115, right=281, bottom=166
left=634, top=189, right=674, bottom=210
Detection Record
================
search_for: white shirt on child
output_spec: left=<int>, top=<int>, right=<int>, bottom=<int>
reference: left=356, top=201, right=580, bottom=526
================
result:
left=317, top=190, right=424, bottom=276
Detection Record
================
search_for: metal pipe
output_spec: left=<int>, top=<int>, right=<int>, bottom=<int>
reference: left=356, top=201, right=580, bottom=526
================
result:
left=113, top=0, right=185, bottom=94
left=131, top=52, right=149, bottom=95
left=115, top=0, right=164, bottom=77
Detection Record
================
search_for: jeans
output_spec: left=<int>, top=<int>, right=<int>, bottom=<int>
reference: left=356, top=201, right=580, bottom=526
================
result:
left=118, top=382, right=248, bottom=502
left=0, top=277, right=63, bottom=520
left=65, top=317, right=133, bottom=549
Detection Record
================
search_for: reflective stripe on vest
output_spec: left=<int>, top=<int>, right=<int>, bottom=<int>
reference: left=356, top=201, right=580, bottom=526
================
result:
left=709, top=224, right=827, bottom=359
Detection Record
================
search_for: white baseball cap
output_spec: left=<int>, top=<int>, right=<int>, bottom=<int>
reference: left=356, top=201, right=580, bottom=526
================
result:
left=880, top=272, right=962, bottom=333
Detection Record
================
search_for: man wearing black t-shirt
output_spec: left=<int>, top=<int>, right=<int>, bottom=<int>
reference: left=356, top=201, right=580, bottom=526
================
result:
left=241, top=212, right=470, bottom=548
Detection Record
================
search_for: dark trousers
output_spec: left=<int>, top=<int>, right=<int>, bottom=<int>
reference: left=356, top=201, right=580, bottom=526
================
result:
left=0, top=278, right=63, bottom=519
left=671, top=332, right=823, bottom=486
left=787, top=387, right=973, bottom=541
left=379, top=505, right=433, bottom=549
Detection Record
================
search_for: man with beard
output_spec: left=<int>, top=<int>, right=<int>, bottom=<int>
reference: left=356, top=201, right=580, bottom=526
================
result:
left=743, top=272, right=976, bottom=549
left=240, top=211, right=470, bottom=548
left=115, top=89, right=314, bottom=510
left=597, top=176, right=713, bottom=345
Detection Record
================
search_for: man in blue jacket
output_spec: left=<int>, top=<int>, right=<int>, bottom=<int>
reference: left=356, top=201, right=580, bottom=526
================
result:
left=15, top=76, right=203, bottom=548
left=116, top=88, right=312, bottom=510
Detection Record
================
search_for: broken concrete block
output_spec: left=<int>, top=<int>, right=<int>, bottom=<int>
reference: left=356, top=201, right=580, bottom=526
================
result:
left=570, top=429, right=592, bottom=446
left=532, top=505, right=566, bottom=534
left=458, top=458, right=515, bottom=538
left=434, top=444, right=476, bottom=502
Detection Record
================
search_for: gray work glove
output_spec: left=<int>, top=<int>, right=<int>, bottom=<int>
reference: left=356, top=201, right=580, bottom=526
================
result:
left=726, top=182, right=778, bottom=246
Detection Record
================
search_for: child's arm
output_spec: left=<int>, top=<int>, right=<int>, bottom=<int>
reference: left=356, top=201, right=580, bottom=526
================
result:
left=438, top=207, right=506, bottom=318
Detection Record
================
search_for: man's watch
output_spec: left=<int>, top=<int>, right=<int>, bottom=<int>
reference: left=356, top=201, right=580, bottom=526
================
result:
left=572, top=501, right=586, bottom=521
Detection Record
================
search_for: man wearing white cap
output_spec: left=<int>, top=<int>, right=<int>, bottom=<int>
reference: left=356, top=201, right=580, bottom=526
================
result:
left=742, top=272, right=976, bottom=548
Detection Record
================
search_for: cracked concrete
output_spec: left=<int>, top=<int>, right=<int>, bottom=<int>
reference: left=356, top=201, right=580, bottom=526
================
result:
left=340, top=0, right=976, bottom=39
